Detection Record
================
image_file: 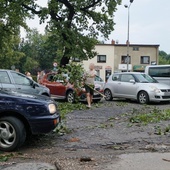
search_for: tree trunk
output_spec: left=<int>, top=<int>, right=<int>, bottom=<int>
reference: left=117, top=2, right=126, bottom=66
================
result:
left=60, top=56, right=70, bottom=67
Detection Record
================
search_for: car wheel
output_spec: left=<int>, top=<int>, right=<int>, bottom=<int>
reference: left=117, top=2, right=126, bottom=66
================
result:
left=104, top=89, right=113, bottom=101
left=138, top=91, right=149, bottom=104
left=66, top=91, right=75, bottom=103
left=0, top=117, right=26, bottom=152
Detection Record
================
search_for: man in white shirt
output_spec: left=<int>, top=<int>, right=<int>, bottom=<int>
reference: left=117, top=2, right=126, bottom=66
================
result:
left=84, top=63, right=96, bottom=108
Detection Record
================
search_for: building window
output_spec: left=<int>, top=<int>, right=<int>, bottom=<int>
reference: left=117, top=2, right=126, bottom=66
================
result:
left=97, top=55, right=106, bottom=63
left=72, top=57, right=80, bottom=62
left=133, top=47, right=139, bottom=51
left=141, top=56, right=150, bottom=64
left=121, top=55, right=131, bottom=64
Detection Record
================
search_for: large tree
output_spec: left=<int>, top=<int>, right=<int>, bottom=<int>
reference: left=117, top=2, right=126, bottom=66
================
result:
left=19, top=29, right=58, bottom=73
left=21, top=0, right=121, bottom=66
left=1, top=0, right=121, bottom=67
left=0, top=0, right=31, bottom=69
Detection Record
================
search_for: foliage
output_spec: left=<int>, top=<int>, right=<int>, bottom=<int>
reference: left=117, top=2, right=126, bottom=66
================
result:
left=19, top=0, right=122, bottom=66
left=53, top=62, right=85, bottom=101
left=159, top=50, right=170, bottom=64
left=18, top=29, right=58, bottom=73
left=129, top=107, right=170, bottom=125
left=0, top=153, right=14, bottom=162
left=0, top=33, right=24, bottom=69
left=0, top=0, right=31, bottom=69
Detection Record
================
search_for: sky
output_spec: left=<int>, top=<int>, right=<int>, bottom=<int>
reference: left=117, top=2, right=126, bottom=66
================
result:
left=23, top=0, right=170, bottom=54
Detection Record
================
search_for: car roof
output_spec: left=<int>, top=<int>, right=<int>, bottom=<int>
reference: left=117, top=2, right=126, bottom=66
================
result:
left=113, top=72, right=144, bottom=75
left=0, top=69, right=11, bottom=71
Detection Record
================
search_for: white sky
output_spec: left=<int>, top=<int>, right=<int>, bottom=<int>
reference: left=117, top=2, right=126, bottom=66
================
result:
left=22, top=0, right=170, bottom=54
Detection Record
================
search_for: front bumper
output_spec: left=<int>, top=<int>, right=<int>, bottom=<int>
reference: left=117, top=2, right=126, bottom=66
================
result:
left=149, top=91, right=170, bottom=102
left=29, top=113, right=60, bottom=134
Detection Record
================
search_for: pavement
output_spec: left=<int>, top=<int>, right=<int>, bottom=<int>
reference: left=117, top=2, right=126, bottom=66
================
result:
left=1, top=152, right=170, bottom=170
left=107, top=152, right=170, bottom=170
left=1, top=162, right=56, bottom=170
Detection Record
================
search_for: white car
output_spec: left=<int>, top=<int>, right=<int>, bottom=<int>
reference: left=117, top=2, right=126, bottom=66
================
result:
left=104, top=72, right=170, bottom=104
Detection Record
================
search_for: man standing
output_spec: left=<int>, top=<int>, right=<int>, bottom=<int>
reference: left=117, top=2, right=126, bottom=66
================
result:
left=84, top=63, right=96, bottom=108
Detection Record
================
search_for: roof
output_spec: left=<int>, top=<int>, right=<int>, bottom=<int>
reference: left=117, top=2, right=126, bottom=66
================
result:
left=96, top=43, right=160, bottom=48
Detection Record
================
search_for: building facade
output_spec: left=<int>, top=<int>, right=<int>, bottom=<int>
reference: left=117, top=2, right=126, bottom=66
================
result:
left=82, top=41, right=159, bottom=81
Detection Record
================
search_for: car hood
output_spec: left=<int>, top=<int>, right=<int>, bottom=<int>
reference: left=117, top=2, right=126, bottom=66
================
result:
left=0, top=89, right=52, bottom=102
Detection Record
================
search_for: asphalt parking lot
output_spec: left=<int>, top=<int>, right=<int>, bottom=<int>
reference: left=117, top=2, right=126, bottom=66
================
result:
left=1, top=99, right=170, bottom=170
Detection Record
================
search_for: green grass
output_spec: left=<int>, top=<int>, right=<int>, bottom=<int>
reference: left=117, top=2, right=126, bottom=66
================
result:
left=129, top=107, right=170, bottom=125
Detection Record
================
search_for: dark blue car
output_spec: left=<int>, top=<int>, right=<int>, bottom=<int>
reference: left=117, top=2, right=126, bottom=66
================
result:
left=0, top=90, right=60, bottom=151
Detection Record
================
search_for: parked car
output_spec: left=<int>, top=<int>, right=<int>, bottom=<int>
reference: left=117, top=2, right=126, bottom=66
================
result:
left=104, top=72, right=170, bottom=104
left=95, top=75, right=105, bottom=89
left=0, top=69, right=50, bottom=96
left=40, top=73, right=103, bottom=103
left=145, top=65, right=170, bottom=86
left=0, top=89, right=60, bottom=151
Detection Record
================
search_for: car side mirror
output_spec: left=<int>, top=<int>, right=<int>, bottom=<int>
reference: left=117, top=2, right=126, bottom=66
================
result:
left=129, top=79, right=135, bottom=84
left=31, top=81, right=36, bottom=88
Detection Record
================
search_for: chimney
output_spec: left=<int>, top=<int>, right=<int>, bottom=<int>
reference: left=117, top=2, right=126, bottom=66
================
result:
left=111, top=39, right=115, bottom=44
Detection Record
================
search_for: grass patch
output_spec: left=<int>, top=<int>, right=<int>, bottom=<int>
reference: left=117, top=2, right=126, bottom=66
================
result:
left=129, top=107, right=170, bottom=125
left=0, top=153, right=14, bottom=162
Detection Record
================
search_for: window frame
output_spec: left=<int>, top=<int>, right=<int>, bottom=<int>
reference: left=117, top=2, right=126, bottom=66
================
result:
left=121, top=55, right=131, bottom=64
left=97, top=55, right=106, bottom=63
left=141, top=56, right=150, bottom=64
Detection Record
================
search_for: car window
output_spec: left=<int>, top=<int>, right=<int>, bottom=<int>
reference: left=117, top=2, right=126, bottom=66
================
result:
left=135, top=74, right=157, bottom=83
left=120, top=74, right=134, bottom=82
left=11, top=72, right=32, bottom=85
left=0, top=71, right=11, bottom=84
left=112, top=74, right=119, bottom=81
left=95, top=75, right=103, bottom=82
left=47, top=74, right=54, bottom=82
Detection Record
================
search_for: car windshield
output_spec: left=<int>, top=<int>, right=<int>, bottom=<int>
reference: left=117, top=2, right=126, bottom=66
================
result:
left=135, top=74, right=157, bottom=83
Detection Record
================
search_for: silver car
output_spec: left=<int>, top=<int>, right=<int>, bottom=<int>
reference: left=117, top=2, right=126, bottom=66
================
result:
left=104, top=72, right=170, bottom=104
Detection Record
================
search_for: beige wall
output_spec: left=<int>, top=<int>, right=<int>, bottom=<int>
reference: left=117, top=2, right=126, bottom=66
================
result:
left=82, top=44, right=159, bottom=81
left=82, top=44, right=114, bottom=81
left=114, top=45, right=159, bottom=71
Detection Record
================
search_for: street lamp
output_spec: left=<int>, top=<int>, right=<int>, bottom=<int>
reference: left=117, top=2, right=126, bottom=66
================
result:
left=124, top=0, right=134, bottom=72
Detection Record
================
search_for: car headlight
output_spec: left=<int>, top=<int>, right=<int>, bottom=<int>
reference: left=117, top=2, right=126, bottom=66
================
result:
left=149, top=86, right=161, bottom=93
left=48, top=104, right=56, bottom=114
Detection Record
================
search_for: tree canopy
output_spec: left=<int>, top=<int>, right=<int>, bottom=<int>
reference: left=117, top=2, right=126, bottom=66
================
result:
left=0, top=0, right=122, bottom=68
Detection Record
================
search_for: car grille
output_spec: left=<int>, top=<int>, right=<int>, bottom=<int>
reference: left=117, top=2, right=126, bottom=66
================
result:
left=160, top=89, right=170, bottom=92
left=162, top=96, right=170, bottom=99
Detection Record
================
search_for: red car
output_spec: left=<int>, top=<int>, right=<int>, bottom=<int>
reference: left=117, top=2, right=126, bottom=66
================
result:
left=40, top=73, right=103, bottom=103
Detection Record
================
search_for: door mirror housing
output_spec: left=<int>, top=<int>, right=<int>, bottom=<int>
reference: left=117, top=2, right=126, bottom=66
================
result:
left=129, top=79, right=135, bottom=84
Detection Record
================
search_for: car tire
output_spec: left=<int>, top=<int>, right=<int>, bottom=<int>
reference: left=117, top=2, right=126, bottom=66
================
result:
left=0, top=117, right=26, bottom=152
left=104, top=89, right=113, bottom=101
left=138, top=91, right=149, bottom=104
left=66, top=91, right=75, bottom=103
